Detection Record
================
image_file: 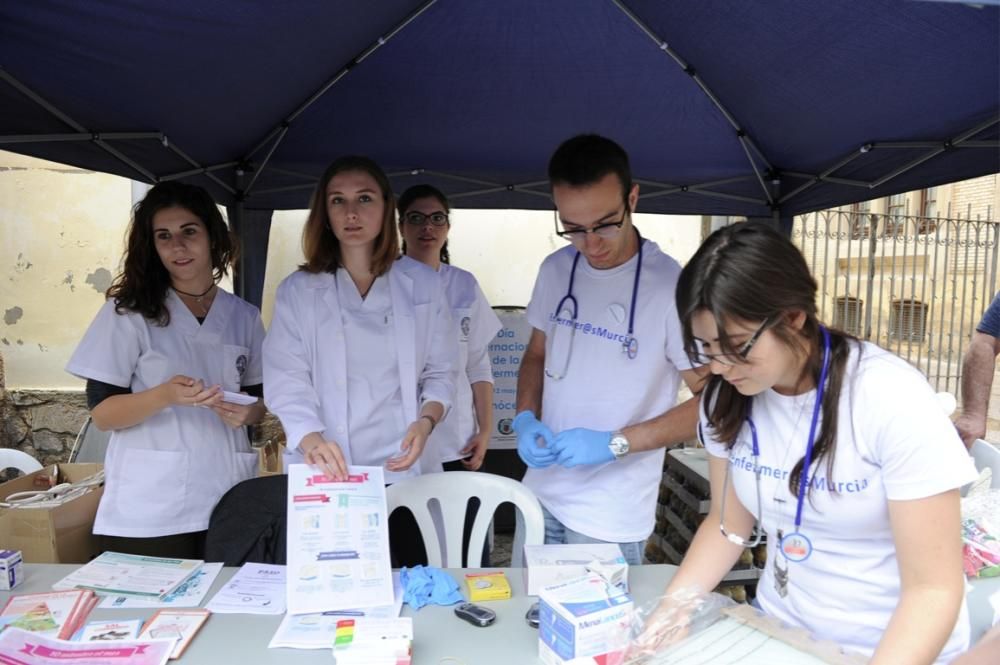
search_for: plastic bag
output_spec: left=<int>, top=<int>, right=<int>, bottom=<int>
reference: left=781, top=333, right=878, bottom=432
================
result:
left=961, top=469, right=1000, bottom=578
left=624, top=587, right=735, bottom=663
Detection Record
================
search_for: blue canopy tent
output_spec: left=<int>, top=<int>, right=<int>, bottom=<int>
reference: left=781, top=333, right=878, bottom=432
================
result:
left=1, top=0, right=998, bottom=306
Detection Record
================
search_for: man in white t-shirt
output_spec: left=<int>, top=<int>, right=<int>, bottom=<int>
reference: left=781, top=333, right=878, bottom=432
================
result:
left=515, top=134, right=705, bottom=564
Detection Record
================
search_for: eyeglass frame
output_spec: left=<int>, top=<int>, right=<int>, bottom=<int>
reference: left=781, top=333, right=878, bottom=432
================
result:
left=402, top=210, right=450, bottom=226
left=553, top=205, right=630, bottom=244
left=693, top=316, right=774, bottom=367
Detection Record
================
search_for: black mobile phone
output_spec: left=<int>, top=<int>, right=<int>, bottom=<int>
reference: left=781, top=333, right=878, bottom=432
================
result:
left=454, top=602, right=497, bottom=627
left=525, top=602, right=540, bottom=628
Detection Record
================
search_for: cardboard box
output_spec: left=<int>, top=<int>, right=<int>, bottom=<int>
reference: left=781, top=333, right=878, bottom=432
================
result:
left=0, top=464, right=104, bottom=563
left=538, top=573, right=633, bottom=665
left=523, top=543, right=629, bottom=596
left=257, top=441, right=285, bottom=476
left=0, top=549, right=22, bottom=590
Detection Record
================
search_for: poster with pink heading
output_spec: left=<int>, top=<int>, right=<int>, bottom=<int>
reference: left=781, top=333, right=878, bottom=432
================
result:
left=0, top=628, right=173, bottom=665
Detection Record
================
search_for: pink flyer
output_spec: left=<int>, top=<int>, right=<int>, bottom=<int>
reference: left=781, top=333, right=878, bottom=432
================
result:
left=0, top=628, right=173, bottom=665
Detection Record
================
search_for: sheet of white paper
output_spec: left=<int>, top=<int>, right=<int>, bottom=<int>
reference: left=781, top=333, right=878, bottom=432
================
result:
left=649, top=617, right=837, bottom=665
left=0, top=628, right=175, bottom=665
left=285, top=464, right=394, bottom=614
left=268, top=574, right=402, bottom=650
left=98, top=563, right=223, bottom=609
left=221, top=391, right=258, bottom=405
left=53, top=552, right=202, bottom=598
left=205, top=563, right=286, bottom=615
left=990, top=587, right=1000, bottom=626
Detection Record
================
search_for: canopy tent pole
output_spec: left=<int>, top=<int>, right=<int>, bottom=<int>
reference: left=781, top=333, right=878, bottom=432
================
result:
left=159, top=161, right=240, bottom=183
left=610, top=0, right=776, bottom=208
left=236, top=0, right=440, bottom=196
left=0, top=132, right=163, bottom=145
left=779, top=115, right=1000, bottom=206
left=0, top=67, right=240, bottom=197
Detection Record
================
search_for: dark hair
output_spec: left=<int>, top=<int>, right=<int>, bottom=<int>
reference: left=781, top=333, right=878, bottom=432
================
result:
left=397, top=184, right=451, bottom=265
left=301, top=155, right=399, bottom=276
left=106, top=182, right=235, bottom=326
left=676, top=222, right=856, bottom=496
left=548, top=134, right=632, bottom=202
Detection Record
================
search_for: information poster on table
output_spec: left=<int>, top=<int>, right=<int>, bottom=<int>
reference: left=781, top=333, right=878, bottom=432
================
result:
left=489, top=307, right=531, bottom=450
left=285, top=465, right=393, bottom=615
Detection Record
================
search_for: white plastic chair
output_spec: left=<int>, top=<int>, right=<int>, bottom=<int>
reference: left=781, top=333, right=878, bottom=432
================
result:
left=970, top=439, right=1000, bottom=490
left=68, top=416, right=111, bottom=464
left=386, top=471, right=544, bottom=568
left=0, top=448, right=43, bottom=475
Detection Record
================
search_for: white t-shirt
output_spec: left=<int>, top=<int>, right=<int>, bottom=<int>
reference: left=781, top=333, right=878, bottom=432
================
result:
left=702, top=341, right=977, bottom=663
left=66, top=289, right=265, bottom=537
left=429, top=264, right=502, bottom=463
left=523, top=237, right=693, bottom=542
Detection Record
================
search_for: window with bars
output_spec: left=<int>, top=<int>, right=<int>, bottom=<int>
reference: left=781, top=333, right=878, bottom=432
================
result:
left=885, top=194, right=907, bottom=237
left=918, top=187, right=938, bottom=234
left=850, top=199, right=873, bottom=239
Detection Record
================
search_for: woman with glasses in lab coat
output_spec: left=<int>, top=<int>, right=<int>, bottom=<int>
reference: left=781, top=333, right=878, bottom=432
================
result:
left=66, top=182, right=266, bottom=559
left=264, top=156, right=455, bottom=566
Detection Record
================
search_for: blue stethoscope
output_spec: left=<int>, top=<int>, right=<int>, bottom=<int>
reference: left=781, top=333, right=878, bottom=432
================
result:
left=714, top=325, right=831, bottom=559
left=544, top=230, right=644, bottom=380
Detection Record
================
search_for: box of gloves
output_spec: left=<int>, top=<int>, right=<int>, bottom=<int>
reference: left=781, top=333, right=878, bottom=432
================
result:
left=537, top=572, right=633, bottom=665
left=523, top=543, right=628, bottom=596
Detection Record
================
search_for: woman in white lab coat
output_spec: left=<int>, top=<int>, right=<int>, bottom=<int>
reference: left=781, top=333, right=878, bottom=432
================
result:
left=263, top=156, right=455, bottom=566
left=398, top=184, right=501, bottom=472
left=66, top=182, right=267, bottom=559
left=397, top=185, right=501, bottom=565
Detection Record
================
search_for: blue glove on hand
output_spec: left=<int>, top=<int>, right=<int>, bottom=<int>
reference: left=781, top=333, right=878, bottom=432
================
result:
left=513, top=411, right=557, bottom=468
left=551, top=428, right=614, bottom=467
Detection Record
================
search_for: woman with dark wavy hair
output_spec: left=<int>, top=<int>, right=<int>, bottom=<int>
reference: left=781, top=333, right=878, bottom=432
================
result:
left=263, top=157, right=455, bottom=566
left=640, top=223, right=974, bottom=664
left=66, top=182, right=266, bottom=559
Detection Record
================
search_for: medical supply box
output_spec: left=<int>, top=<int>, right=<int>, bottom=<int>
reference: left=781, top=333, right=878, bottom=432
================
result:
left=523, top=543, right=629, bottom=596
left=537, top=573, right=633, bottom=665
left=464, top=571, right=512, bottom=601
left=0, top=463, right=104, bottom=563
left=0, top=549, right=23, bottom=590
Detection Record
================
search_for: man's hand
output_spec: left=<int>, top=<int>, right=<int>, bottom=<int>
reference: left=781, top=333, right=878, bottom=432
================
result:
left=551, top=428, right=613, bottom=467
left=955, top=412, right=987, bottom=449
left=513, top=411, right=557, bottom=468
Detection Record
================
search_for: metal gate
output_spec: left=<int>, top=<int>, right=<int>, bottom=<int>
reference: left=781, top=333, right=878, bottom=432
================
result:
left=792, top=207, right=999, bottom=397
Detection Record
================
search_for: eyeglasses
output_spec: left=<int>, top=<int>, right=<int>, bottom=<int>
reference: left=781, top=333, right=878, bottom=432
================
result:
left=403, top=211, right=449, bottom=226
left=693, top=317, right=772, bottom=367
left=554, top=208, right=628, bottom=244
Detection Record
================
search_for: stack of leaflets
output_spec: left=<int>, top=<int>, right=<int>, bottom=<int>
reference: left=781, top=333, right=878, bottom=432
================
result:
left=0, top=627, right=175, bottom=665
left=332, top=618, right=412, bottom=665
left=74, top=619, right=144, bottom=642
left=0, top=589, right=98, bottom=639
left=53, top=552, right=203, bottom=600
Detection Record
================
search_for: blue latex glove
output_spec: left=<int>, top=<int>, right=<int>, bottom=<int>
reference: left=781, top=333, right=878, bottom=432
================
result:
left=399, top=565, right=464, bottom=610
left=551, top=428, right=614, bottom=467
left=513, top=410, right=557, bottom=468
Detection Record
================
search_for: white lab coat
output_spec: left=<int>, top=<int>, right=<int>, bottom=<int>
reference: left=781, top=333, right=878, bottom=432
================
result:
left=428, top=264, right=501, bottom=463
left=263, top=256, right=456, bottom=478
left=66, top=289, right=265, bottom=538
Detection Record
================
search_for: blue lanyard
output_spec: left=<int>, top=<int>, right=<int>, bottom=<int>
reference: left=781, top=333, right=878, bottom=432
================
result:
left=792, top=326, right=832, bottom=529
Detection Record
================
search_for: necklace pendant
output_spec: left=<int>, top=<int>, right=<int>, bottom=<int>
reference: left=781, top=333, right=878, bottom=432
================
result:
left=773, top=529, right=789, bottom=597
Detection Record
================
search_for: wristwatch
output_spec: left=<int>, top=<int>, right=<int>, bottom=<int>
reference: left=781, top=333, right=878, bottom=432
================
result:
left=608, top=431, right=630, bottom=459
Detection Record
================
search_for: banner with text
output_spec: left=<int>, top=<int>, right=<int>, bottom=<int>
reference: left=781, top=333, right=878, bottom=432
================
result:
left=488, top=307, right=531, bottom=450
